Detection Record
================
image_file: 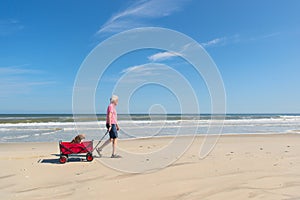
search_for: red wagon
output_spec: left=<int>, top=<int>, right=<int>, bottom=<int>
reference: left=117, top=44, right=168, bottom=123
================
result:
left=59, top=140, right=94, bottom=164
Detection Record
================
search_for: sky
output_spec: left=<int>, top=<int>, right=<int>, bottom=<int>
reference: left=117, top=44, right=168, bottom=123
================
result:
left=0, top=0, right=300, bottom=114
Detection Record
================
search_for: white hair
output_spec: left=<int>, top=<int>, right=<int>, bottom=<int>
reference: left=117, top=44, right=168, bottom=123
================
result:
left=110, top=95, right=118, bottom=103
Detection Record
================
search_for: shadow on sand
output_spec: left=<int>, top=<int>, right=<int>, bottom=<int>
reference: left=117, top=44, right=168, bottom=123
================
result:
left=38, top=154, right=88, bottom=164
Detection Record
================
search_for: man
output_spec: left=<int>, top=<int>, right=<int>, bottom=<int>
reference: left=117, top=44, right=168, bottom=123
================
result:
left=97, top=95, right=121, bottom=158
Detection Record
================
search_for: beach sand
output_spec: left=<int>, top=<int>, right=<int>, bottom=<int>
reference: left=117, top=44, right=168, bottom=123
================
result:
left=0, top=134, right=300, bottom=200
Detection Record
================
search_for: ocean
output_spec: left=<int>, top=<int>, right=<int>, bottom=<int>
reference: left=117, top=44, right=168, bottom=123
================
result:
left=0, top=114, right=299, bottom=143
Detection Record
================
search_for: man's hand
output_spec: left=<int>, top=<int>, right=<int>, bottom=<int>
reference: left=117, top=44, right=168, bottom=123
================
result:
left=108, top=126, right=112, bottom=132
left=116, top=124, right=120, bottom=131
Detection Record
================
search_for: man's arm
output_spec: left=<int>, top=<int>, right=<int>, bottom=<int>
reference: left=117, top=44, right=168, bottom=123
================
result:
left=107, top=112, right=112, bottom=131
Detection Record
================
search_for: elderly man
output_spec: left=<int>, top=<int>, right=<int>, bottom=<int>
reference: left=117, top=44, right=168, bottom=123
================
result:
left=97, top=95, right=121, bottom=158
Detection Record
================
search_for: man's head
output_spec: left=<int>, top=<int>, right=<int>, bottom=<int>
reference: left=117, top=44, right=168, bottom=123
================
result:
left=110, top=95, right=119, bottom=105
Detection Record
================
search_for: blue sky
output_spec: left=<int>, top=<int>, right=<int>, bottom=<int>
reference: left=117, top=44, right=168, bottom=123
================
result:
left=0, top=0, right=300, bottom=114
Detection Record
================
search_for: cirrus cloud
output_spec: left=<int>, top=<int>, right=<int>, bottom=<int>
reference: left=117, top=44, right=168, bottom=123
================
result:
left=96, top=0, right=190, bottom=35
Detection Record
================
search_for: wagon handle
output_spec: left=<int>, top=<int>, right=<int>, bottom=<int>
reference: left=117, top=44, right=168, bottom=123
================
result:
left=92, top=130, right=109, bottom=152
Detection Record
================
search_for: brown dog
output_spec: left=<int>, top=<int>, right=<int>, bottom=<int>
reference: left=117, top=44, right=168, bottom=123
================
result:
left=71, top=134, right=86, bottom=143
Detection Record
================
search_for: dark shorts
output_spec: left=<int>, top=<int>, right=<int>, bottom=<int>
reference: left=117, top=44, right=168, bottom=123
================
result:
left=106, top=124, right=118, bottom=139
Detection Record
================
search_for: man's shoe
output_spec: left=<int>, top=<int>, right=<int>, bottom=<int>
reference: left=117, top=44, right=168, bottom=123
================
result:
left=111, top=154, right=122, bottom=158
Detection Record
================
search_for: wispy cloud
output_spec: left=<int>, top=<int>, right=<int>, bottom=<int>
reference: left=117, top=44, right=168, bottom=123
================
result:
left=201, top=37, right=227, bottom=47
left=0, top=65, right=54, bottom=96
left=201, top=32, right=281, bottom=48
left=121, top=65, right=144, bottom=73
left=147, top=42, right=195, bottom=62
left=148, top=51, right=183, bottom=62
left=200, top=34, right=242, bottom=48
left=118, top=63, right=173, bottom=84
left=0, top=19, right=24, bottom=36
left=97, top=0, right=189, bottom=35
left=249, top=32, right=281, bottom=41
left=147, top=35, right=237, bottom=62
left=0, top=64, right=41, bottom=75
left=121, top=63, right=172, bottom=76
left=121, top=64, right=162, bottom=76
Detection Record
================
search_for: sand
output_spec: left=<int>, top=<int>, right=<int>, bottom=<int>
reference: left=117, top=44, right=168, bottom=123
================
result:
left=0, top=134, right=300, bottom=200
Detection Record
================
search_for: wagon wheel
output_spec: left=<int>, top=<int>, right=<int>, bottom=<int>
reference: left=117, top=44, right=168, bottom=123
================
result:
left=86, top=153, right=93, bottom=162
left=59, top=155, right=68, bottom=164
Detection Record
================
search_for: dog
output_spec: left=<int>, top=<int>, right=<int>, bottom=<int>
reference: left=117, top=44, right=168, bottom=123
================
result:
left=71, top=134, right=86, bottom=144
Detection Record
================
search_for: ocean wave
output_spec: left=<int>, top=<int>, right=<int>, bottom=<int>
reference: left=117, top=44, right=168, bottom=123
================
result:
left=0, top=118, right=299, bottom=130
left=0, top=115, right=300, bottom=127
left=0, top=114, right=300, bottom=142
left=279, top=115, right=300, bottom=119
left=2, top=134, right=30, bottom=140
left=286, top=129, right=300, bottom=133
left=0, top=122, right=75, bottom=127
left=41, top=130, right=61, bottom=135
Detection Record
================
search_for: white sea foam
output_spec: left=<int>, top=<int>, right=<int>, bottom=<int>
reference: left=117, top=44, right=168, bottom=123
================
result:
left=2, top=134, right=30, bottom=140
left=1, top=116, right=300, bottom=142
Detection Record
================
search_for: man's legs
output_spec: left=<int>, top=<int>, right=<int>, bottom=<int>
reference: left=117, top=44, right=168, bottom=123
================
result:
left=112, top=138, right=117, bottom=155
